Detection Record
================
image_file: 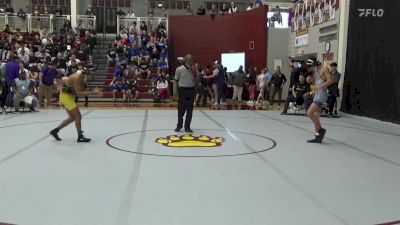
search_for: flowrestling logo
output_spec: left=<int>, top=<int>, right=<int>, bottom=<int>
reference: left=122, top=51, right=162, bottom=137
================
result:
left=358, top=9, right=384, bottom=17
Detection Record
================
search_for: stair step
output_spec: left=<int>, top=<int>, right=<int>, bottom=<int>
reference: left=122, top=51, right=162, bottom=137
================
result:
left=99, top=86, right=156, bottom=92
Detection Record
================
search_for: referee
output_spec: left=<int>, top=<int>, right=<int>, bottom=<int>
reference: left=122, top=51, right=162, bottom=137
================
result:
left=174, top=54, right=197, bottom=133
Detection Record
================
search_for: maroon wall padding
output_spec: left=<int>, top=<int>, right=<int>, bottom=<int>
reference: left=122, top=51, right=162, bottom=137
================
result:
left=168, top=6, right=269, bottom=72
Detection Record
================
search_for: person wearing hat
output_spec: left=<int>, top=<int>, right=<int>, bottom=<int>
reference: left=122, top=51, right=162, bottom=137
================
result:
left=174, top=54, right=197, bottom=133
left=305, top=56, right=333, bottom=143
left=50, top=69, right=101, bottom=142
left=38, top=60, right=57, bottom=107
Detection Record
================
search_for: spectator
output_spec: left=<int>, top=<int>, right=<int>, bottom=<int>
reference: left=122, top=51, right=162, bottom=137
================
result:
left=110, top=64, right=127, bottom=103
left=5, top=4, right=14, bottom=14
left=231, top=65, right=246, bottom=102
left=66, top=59, right=78, bottom=76
left=246, top=67, right=257, bottom=104
left=76, top=43, right=89, bottom=62
left=67, top=55, right=81, bottom=67
left=264, top=67, right=273, bottom=100
left=126, top=75, right=139, bottom=102
left=220, top=3, right=229, bottom=15
left=3, top=24, right=11, bottom=34
left=54, top=6, right=62, bottom=16
left=327, top=62, right=341, bottom=117
left=33, top=5, right=40, bottom=16
left=210, top=4, right=218, bottom=16
left=157, top=58, right=168, bottom=71
left=43, top=6, right=48, bottom=15
left=288, top=65, right=299, bottom=95
left=18, top=62, right=30, bottom=80
left=195, top=64, right=208, bottom=106
left=255, top=0, right=263, bottom=7
left=204, top=61, right=226, bottom=105
left=256, top=68, right=267, bottom=103
left=38, top=61, right=57, bottom=107
left=159, top=48, right=168, bottom=60
left=247, top=3, right=254, bottom=11
left=77, top=20, right=86, bottom=37
left=140, top=21, right=148, bottom=32
left=138, top=57, right=151, bottom=79
left=5, top=54, right=20, bottom=112
left=197, top=3, right=206, bottom=15
left=162, top=7, right=168, bottom=17
left=186, top=4, right=193, bottom=15
left=129, top=42, right=141, bottom=64
left=228, top=2, right=239, bottom=14
left=85, top=4, right=94, bottom=15
left=87, top=20, right=95, bottom=31
left=117, top=9, right=126, bottom=16
left=148, top=9, right=154, bottom=18
left=17, top=8, right=27, bottom=19
left=269, top=66, right=287, bottom=109
left=129, top=22, right=137, bottom=35
left=18, top=48, right=29, bottom=64
left=127, top=9, right=136, bottom=18
left=119, top=29, right=128, bottom=40
left=281, top=74, right=311, bottom=114
left=106, top=45, right=117, bottom=67
left=156, top=73, right=169, bottom=102
left=150, top=48, right=159, bottom=61
left=13, top=70, right=38, bottom=112
left=55, top=52, right=67, bottom=73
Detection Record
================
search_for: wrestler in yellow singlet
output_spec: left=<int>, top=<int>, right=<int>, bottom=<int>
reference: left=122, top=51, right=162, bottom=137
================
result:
left=50, top=71, right=101, bottom=142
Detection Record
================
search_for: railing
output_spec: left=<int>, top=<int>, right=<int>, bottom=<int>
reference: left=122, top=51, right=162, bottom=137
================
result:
left=30, top=15, right=52, bottom=32
left=117, top=16, right=167, bottom=34
left=76, top=15, right=96, bottom=31
left=52, top=15, right=71, bottom=33
left=0, top=13, right=95, bottom=33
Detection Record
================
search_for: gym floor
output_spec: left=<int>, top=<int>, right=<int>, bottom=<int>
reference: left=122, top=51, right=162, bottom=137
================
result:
left=0, top=108, right=399, bottom=225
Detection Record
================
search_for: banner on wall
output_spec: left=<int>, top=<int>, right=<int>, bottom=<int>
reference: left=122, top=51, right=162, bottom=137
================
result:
left=295, top=28, right=308, bottom=47
left=343, top=0, right=400, bottom=123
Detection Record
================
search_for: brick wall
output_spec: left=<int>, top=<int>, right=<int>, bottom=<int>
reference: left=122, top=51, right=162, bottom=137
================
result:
left=168, top=6, right=268, bottom=73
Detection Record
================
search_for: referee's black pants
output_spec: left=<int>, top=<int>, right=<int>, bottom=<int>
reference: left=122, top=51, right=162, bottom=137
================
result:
left=177, top=87, right=196, bottom=129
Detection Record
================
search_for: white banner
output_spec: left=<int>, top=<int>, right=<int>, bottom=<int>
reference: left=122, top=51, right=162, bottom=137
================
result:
left=295, top=34, right=309, bottom=47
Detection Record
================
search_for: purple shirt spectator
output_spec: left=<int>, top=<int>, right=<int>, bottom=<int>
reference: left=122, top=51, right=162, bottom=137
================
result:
left=5, top=60, right=20, bottom=83
left=41, top=66, right=57, bottom=86
left=158, top=61, right=168, bottom=70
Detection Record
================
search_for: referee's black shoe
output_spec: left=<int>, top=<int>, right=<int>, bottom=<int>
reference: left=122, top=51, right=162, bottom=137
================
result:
left=184, top=128, right=193, bottom=133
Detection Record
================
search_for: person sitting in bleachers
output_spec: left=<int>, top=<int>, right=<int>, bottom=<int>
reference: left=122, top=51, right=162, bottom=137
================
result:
left=126, top=75, right=139, bottom=102
left=66, top=59, right=78, bottom=76
left=281, top=74, right=312, bottom=115
left=157, top=57, right=168, bottom=71
left=13, top=70, right=38, bottom=112
left=156, top=73, right=169, bottom=102
left=129, top=42, right=141, bottom=65
left=138, top=57, right=151, bottom=79
left=110, top=64, right=127, bottom=103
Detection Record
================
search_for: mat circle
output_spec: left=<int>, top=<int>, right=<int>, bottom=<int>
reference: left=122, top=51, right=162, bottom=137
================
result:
left=106, top=129, right=277, bottom=158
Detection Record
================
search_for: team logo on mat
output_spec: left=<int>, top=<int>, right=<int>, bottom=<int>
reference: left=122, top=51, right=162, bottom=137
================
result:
left=155, top=135, right=224, bottom=147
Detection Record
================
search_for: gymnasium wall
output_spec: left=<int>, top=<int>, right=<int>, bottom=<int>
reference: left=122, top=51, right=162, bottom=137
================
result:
left=168, top=6, right=269, bottom=73
left=342, top=0, right=400, bottom=123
